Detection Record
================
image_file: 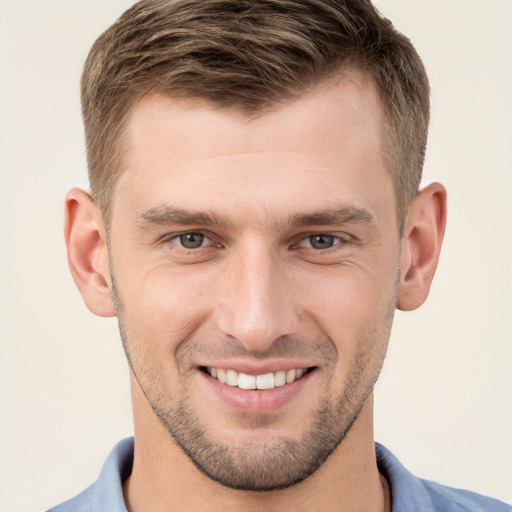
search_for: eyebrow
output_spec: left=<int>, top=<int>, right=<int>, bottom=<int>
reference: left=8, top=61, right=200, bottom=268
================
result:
left=134, top=205, right=376, bottom=230
left=135, top=207, right=230, bottom=229
left=288, top=207, right=376, bottom=227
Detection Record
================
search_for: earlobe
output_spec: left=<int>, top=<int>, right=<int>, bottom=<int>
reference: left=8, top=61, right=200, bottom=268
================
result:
left=64, top=188, right=115, bottom=317
left=396, top=183, right=447, bottom=311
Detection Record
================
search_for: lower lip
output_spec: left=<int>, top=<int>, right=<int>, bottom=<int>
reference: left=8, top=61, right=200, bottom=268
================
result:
left=198, top=369, right=315, bottom=415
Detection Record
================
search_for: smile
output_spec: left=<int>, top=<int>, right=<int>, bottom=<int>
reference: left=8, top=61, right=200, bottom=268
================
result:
left=205, top=367, right=310, bottom=390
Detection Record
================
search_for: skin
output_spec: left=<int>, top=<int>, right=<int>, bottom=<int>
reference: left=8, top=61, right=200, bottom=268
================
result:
left=65, top=73, right=446, bottom=511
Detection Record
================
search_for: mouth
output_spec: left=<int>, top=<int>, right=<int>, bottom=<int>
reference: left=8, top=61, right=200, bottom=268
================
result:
left=200, top=366, right=314, bottom=390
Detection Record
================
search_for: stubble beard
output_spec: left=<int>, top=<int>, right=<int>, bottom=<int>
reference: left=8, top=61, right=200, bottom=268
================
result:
left=118, top=330, right=392, bottom=491
left=112, top=275, right=396, bottom=491
left=151, top=362, right=379, bottom=491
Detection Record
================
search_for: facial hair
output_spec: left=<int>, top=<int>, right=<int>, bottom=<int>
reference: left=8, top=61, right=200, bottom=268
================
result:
left=112, top=273, right=397, bottom=491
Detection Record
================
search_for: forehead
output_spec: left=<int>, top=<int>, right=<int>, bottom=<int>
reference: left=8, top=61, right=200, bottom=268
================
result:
left=127, top=72, right=383, bottom=159
left=113, top=73, right=392, bottom=226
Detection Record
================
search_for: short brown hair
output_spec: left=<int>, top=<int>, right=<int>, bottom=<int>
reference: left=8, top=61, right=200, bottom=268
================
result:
left=81, top=0, right=430, bottom=230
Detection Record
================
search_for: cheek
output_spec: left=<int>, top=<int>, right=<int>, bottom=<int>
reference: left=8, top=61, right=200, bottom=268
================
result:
left=115, top=264, right=213, bottom=361
left=307, top=264, right=396, bottom=322
left=302, top=263, right=397, bottom=366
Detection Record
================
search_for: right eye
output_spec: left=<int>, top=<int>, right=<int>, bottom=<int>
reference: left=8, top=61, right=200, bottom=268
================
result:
left=171, top=232, right=211, bottom=249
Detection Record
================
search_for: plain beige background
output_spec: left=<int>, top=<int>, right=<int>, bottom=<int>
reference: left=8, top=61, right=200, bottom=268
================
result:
left=1, top=1, right=511, bottom=511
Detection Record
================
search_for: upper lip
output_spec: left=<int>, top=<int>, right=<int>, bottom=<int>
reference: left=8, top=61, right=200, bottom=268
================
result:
left=198, top=360, right=316, bottom=375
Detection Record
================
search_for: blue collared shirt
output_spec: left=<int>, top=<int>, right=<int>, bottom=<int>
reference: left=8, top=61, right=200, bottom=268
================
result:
left=47, top=437, right=511, bottom=511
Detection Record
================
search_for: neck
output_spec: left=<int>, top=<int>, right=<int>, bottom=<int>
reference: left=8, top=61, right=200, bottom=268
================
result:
left=124, top=380, right=389, bottom=512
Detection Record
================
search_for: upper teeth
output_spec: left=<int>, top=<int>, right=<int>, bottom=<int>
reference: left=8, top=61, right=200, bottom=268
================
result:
left=207, top=367, right=306, bottom=390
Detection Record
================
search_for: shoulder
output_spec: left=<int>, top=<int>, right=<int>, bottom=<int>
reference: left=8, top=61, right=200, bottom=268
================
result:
left=375, top=443, right=511, bottom=512
left=45, top=484, right=96, bottom=512
left=45, top=437, right=133, bottom=512
left=419, top=478, right=511, bottom=512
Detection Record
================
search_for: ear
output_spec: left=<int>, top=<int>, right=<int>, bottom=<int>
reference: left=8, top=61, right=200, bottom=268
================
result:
left=396, top=183, right=447, bottom=311
left=64, top=188, right=115, bottom=317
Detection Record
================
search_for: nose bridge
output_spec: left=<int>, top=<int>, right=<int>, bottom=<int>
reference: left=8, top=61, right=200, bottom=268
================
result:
left=217, top=238, right=298, bottom=352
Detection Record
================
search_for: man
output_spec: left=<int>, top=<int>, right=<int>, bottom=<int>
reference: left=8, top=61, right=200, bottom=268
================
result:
left=49, top=0, right=509, bottom=510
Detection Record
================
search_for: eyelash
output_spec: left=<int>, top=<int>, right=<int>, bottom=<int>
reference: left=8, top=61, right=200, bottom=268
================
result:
left=164, top=231, right=218, bottom=250
left=162, top=231, right=352, bottom=252
left=296, top=233, right=351, bottom=250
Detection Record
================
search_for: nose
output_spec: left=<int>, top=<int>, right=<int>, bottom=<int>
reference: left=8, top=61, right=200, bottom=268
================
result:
left=216, top=241, right=299, bottom=352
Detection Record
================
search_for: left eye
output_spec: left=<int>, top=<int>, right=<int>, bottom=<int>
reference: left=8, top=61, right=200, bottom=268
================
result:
left=172, top=233, right=210, bottom=249
left=300, top=234, right=341, bottom=250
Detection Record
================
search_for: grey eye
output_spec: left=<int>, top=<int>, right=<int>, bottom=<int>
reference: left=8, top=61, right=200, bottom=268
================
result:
left=177, top=233, right=206, bottom=249
left=308, top=234, right=336, bottom=249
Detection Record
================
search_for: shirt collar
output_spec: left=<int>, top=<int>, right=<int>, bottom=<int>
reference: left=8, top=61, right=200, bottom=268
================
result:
left=93, top=438, right=474, bottom=512
left=93, top=437, right=133, bottom=511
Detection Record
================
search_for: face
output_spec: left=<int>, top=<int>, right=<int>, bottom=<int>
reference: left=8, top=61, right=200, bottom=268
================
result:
left=108, top=75, right=402, bottom=490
